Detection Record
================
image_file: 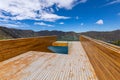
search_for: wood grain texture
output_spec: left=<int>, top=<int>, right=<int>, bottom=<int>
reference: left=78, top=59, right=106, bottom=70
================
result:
left=80, top=35, right=120, bottom=80
left=52, top=41, right=68, bottom=46
left=0, top=36, right=57, bottom=62
left=0, top=42, right=98, bottom=80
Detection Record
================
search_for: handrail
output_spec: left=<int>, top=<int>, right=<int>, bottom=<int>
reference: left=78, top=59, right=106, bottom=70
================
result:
left=80, top=35, right=120, bottom=53
left=0, top=35, right=57, bottom=41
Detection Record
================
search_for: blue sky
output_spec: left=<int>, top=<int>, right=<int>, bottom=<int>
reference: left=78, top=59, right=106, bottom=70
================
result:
left=0, top=0, right=120, bottom=32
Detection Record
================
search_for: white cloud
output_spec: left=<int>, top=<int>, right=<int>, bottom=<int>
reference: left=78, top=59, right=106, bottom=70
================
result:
left=118, top=13, right=120, bottom=16
left=40, top=12, right=70, bottom=22
left=96, top=19, right=104, bottom=25
left=46, top=0, right=87, bottom=9
left=104, top=0, right=120, bottom=6
left=1, top=23, right=19, bottom=28
left=0, top=20, right=29, bottom=28
left=34, top=22, right=54, bottom=27
left=0, top=0, right=87, bottom=22
left=59, top=22, right=64, bottom=24
left=79, top=0, right=87, bottom=3
left=80, top=23, right=84, bottom=26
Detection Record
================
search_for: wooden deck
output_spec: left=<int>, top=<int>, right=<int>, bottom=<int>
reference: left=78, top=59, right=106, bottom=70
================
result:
left=0, top=42, right=98, bottom=80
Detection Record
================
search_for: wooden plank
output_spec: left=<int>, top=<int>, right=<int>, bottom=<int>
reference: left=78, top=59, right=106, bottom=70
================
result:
left=0, top=36, right=57, bottom=62
left=52, top=41, right=68, bottom=46
left=0, top=42, right=98, bottom=80
left=80, top=36, right=120, bottom=80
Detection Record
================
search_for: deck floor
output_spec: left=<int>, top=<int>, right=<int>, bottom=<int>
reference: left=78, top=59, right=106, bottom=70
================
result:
left=0, top=42, right=98, bottom=80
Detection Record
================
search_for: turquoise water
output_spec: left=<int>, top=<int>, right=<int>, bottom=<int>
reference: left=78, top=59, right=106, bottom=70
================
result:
left=48, top=46, right=68, bottom=54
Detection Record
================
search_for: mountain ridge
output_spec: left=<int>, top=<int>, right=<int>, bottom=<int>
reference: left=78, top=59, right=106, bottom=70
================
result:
left=0, top=26, right=120, bottom=42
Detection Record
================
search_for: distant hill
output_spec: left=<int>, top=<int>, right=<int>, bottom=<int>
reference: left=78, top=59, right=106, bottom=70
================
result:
left=0, top=26, right=120, bottom=42
left=80, top=30, right=120, bottom=42
left=0, top=27, right=35, bottom=39
left=0, top=26, right=79, bottom=41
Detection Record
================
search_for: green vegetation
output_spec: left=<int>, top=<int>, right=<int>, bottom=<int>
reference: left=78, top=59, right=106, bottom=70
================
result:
left=0, top=38, right=4, bottom=40
left=111, top=40, right=120, bottom=46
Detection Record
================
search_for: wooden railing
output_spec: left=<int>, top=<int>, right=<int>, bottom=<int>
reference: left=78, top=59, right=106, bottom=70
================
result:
left=80, top=35, right=120, bottom=80
left=0, top=36, right=57, bottom=62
